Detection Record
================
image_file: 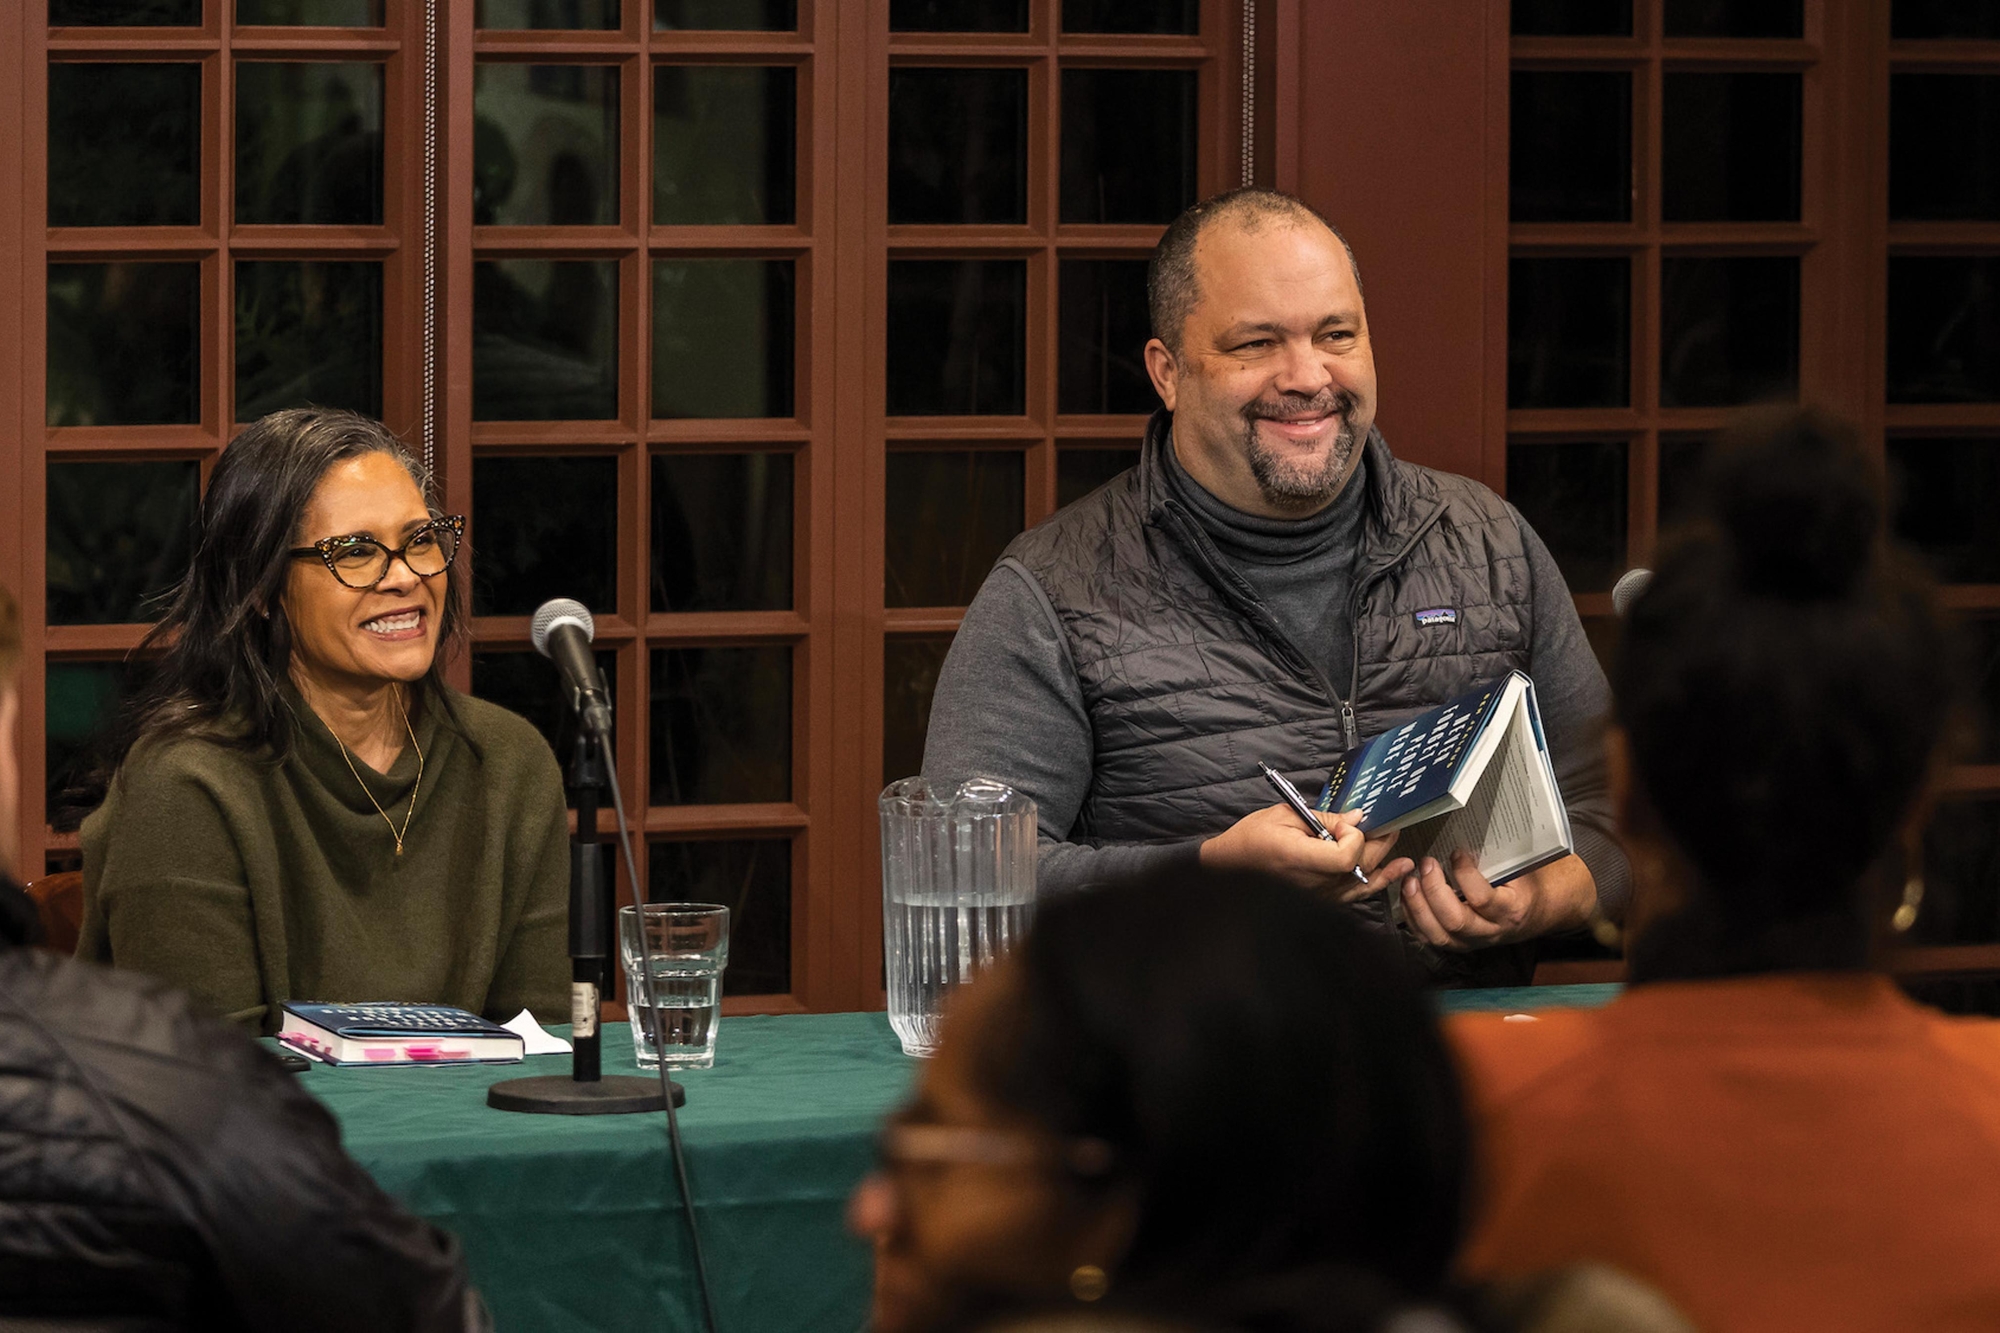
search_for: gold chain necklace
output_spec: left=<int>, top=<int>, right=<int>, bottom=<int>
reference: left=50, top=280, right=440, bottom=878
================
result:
left=332, top=688, right=425, bottom=857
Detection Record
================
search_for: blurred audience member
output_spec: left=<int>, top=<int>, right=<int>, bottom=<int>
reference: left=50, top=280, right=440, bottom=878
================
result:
left=1452, top=406, right=2000, bottom=1329
left=851, top=872, right=1682, bottom=1333
left=0, top=581, right=488, bottom=1330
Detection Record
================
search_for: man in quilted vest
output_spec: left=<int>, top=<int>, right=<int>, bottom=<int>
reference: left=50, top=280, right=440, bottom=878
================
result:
left=923, top=189, right=1626, bottom=985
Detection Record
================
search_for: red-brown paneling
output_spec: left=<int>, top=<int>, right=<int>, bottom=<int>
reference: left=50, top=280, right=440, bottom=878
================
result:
left=1280, top=0, right=1507, bottom=486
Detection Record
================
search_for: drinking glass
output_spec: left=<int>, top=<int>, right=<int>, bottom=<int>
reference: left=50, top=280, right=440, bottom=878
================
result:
left=879, top=776, right=1037, bottom=1058
left=619, top=902, right=730, bottom=1070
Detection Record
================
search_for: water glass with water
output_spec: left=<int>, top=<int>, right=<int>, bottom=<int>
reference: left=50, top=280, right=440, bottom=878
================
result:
left=619, top=902, right=729, bottom=1070
left=879, top=776, right=1037, bottom=1058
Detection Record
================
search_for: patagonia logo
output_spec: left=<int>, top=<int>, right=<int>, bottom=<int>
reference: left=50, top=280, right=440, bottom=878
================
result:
left=1414, top=608, right=1459, bottom=627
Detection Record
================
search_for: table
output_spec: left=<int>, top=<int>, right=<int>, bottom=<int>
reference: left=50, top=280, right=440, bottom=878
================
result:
left=308, top=1012, right=916, bottom=1333
left=306, top=988, right=1621, bottom=1333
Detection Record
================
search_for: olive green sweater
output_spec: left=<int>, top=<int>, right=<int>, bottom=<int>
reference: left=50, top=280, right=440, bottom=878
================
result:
left=77, top=687, right=570, bottom=1034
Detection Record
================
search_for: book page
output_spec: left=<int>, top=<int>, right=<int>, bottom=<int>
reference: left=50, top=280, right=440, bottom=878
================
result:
left=1422, top=699, right=1567, bottom=883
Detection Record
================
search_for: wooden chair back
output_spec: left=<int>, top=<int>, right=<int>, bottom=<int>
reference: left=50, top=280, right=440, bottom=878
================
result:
left=24, top=871, right=84, bottom=955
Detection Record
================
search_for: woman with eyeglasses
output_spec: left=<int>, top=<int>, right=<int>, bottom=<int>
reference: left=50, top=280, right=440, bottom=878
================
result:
left=848, top=870, right=1481, bottom=1333
left=74, top=408, right=567, bottom=1033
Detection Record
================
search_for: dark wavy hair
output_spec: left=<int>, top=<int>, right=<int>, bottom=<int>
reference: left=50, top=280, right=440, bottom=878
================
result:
left=65, top=409, right=466, bottom=822
left=962, top=872, right=1471, bottom=1332
left=1615, top=405, right=1961, bottom=977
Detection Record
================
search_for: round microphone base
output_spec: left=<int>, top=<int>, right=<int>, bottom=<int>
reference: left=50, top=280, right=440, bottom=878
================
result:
left=486, top=1073, right=682, bottom=1115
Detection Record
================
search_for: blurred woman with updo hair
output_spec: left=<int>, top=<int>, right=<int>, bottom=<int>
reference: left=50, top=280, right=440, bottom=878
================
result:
left=1452, top=406, right=2000, bottom=1330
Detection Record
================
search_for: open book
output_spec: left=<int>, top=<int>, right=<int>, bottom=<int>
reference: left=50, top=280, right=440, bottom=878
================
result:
left=1314, top=672, right=1572, bottom=886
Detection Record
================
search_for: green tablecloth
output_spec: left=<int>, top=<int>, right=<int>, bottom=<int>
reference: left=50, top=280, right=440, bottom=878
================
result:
left=305, top=989, right=1621, bottom=1333
left=307, top=1012, right=917, bottom=1333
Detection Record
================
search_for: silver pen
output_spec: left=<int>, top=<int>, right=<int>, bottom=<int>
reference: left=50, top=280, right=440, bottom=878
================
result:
left=1258, top=762, right=1370, bottom=886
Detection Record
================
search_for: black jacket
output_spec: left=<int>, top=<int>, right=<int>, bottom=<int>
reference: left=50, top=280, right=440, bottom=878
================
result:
left=0, top=880, right=486, bottom=1332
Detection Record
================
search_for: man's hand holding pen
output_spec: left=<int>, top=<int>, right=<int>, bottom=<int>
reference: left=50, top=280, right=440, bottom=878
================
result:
left=1198, top=800, right=1405, bottom=897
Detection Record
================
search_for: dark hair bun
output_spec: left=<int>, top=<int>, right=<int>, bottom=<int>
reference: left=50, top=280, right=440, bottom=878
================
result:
left=1705, top=406, right=1880, bottom=600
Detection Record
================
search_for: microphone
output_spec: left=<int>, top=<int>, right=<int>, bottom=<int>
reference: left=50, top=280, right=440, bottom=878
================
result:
left=530, top=598, right=612, bottom=738
left=1611, top=568, right=1653, bottom=618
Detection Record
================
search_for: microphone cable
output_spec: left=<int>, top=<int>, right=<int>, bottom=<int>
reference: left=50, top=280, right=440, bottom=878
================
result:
left=601, top=740, right=722, bottom=1333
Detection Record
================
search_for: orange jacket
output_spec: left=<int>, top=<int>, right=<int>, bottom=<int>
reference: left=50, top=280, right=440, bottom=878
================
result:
left=1450, top=973, right=2000, bottom=1332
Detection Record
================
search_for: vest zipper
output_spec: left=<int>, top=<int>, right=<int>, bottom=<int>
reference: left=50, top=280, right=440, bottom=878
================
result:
left=1159, top=501, right=1351, bottom=714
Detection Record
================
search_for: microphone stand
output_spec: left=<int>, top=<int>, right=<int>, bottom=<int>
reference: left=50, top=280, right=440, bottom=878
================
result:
left=489, top=719, right=680, bottom=1116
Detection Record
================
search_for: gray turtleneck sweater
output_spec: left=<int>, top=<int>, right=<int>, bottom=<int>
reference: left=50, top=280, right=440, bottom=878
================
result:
left=924, top=433, right=1627, bottom=921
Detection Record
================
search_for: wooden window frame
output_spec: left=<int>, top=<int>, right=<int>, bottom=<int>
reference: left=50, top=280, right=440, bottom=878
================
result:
left=854, top=0, right=1247, bottom=1006
left=4, top=0, right=1255, bottom=1014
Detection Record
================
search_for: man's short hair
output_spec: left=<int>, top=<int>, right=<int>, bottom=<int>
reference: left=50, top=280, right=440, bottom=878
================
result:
left=1146, top=188, right=1361, bottom=357
left=0, top=584, right=17, bottom=682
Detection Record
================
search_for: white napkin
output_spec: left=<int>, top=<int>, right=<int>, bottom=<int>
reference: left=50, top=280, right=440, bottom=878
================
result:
left=501, top=1009, right=573, bottom=1055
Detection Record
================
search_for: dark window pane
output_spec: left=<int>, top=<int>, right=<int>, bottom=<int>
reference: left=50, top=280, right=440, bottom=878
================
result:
left=1910, top=799, right=2000, bottom=945
left=1510, top=71, right=1632, bottom=223
left=655, top=66, right=795, bottom=226
left=236, top=62, right=383, bottom=226
left=1507, top=256, right=1629, bottom=409
left=1581, top=616, right=1619, bottom=678
left=50, top=0, right=197, bottom=21
left=651, top=452, right=793, bottom=612
left=1888, top=256, right=2000, bottom=404
left=478, top=0, right=618, bottom=25
left=235, top=260, right=383, bottom=420
left=471, top=649, right=620, bottom=798
left=1663, top=0, right=1801, bottom=37
left=473, top=455, right=618, bottom=616
left=1889, top=437, right=2000, bottom=584
left=887, top=260, right=1027, bottom=416
left=654, top=0, right=793, bottom=28
left=1512, top=0, right=1632, bottom=35
left=885, top=451, right=1024, bottom=607
left=47, top=661, right=146, bottom=816
left=891, top=0, right=1027, bottom=30
left=1659, top=255, right=1799, bottom=408
left=1957, top=618, right=2000, bottom=765
left=652, top=259, right=795, bottom=419
left=1891, top=75, right=2000, bottom=222
left=49, top=64, right=199, bottom=227
left=1058, top=259, right=1158, bottom=415
left=1057, top=447, right=1137, bottom=509
left=47, top=262, right=199, bottom=427
left=649, top=646, right=791, bottom=805
left=649, top=839, right=790, bottom=995
left=1657, top=433, right=1713, bottom=531
left=239, top=0, right=381, bottom=21
left=1062, top=0, right=1196, bottom=32
left=889, top=69, right=1028, bottom=226
left=474, top=65, right=619, bottom=226
left=1894, top=0, right=2000, bottom=38
left=884, top=634, right=954, bottom=785
left=1663, top=72, right=1800, bottom=222
left=474, top=259, right=619, bottom=420
left=48, top=461, right=198, bottom=626
left=1060, top=69, right=1197, bottom=225
left=1506, top=440, right=1626, bottom=594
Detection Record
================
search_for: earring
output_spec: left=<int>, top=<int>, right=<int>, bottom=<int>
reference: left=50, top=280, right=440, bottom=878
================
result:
left=1893, top=875, right=1924, bottom=934
left=1069, top=1265, right=1109, bottom=1303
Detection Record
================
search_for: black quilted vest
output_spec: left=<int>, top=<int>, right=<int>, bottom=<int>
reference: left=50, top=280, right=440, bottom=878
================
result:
left=1001, top=411, right=1537, bottom=981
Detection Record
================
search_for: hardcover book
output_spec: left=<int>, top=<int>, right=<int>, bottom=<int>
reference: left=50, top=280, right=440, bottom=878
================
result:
left=1315, top=671, right=1572, bottom=885
left=278, top=1002, right=525, bottom=1066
